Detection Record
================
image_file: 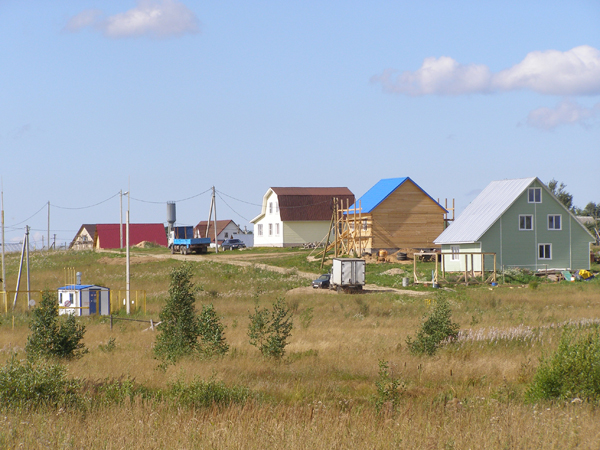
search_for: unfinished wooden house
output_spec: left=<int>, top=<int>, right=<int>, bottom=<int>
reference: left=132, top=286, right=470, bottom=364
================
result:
left=343, top=177, right=447, bottom=254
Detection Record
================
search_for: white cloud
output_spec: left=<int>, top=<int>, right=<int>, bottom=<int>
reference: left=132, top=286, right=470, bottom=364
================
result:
left=64, top=9, right=103, bottom=32
left=64, top=0, right=199, bottom=38
left=373, top=46, right=600, bottom=97
left=526, top=99, right=600, bottom=130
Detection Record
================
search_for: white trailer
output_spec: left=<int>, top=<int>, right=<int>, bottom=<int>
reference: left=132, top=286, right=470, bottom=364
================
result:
left=331, top=258, right=365, bottom=292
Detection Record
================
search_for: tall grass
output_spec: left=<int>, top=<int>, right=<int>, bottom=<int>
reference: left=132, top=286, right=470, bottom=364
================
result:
left=1, top=251, right=600, bottom=447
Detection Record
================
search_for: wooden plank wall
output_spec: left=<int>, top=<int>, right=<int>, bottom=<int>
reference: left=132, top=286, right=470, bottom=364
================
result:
left=370, top=179, right=445, bottom=249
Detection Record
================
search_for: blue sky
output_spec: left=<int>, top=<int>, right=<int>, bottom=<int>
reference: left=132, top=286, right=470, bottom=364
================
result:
left=1, top=0, right=599, bottom=247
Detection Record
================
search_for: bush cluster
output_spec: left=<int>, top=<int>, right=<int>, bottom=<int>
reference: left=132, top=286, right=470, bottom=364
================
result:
left=26, top=291, right=87, bottom=360
left=0, top=356, right=81, bottom=409
left=527, top=326, right=600, bottom=401
left=406, top=298, right=459, bottom=356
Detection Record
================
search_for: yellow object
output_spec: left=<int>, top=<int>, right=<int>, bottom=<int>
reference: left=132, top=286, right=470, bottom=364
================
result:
left=578, top=269, right=592, bottom=280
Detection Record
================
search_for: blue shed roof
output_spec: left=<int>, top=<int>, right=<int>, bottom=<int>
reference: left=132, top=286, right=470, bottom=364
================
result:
left=350, top=177, right=446, bottom=214
left=58, top=284, right=109, bottom=291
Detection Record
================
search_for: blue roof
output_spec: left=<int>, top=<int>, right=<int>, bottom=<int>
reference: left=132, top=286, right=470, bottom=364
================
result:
left=57, top=284, right=108, bottom=290
left=350, top=177, right=446, bottom=213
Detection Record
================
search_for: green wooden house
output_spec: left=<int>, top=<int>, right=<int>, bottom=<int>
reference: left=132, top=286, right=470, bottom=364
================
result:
left=434, top=177, right=594, bottom=272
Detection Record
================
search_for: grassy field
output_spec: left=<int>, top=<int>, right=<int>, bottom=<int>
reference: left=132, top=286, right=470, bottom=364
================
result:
left=0, top=248, right=599, bottom=448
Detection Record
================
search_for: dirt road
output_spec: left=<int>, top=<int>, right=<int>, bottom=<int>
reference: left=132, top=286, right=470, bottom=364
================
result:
left=98, top=250, right=429, bottom=296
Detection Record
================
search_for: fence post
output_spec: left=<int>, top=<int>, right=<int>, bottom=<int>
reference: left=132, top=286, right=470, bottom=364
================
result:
left=110, top=314, right=113, bottom=330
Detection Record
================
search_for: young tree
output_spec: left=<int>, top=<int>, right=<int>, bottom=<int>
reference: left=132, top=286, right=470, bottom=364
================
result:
left=547, top=179, right=574, bottom=210
left=406, top=298, right=459, bottom=356
left=26, top=291, right=87, bottom=360
left=198, top=304, right=229, bottom=356
left=154, top=263, right=201, bottom=363
left=248, top=298, right=293, bottom=359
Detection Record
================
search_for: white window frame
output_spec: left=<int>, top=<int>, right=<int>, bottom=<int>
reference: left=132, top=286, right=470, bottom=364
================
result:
left=269, top=202, right=273, bottom=214
left=268, top=223, right=273, bottom=236
left=451, top=246, right=460, bottom=261
left=275, top=223, right=280, bottom=235
left=275, top=202, right=279, bottom=213
left=257, top=224, right=263, bottom=236
left=538, top=243, right=552, bottom=260
left=519, top=215, right=533, bottom=231
left=548, top=214, right=562, bottom=230
left=528, top=187, right=541, bottom=203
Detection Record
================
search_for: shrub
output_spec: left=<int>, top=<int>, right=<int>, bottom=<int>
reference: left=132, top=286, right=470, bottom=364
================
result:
left=299, top=306, right=314, bottom=329
left=26, top=291, right=87, bottom=360
left=248, top=297, right=293, bottom=359
left=0, top=355, right=80, bottom=409
left=373, top=360, right=405, bottom=413
left=527, top=326, right=600, bottom=401
left=406, top=298, right=459, bottom=356
left=154, top=264, right=201, bottom=363
left=198, top=303, right=229, bottom=356
left=168, top=376, right=252, bottom=408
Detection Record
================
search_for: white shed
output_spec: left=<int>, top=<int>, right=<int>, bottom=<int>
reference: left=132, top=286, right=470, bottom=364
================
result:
left=58, top=284, right=110, bottom=316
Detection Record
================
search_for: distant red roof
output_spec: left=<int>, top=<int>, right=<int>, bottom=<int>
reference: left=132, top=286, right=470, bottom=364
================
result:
left=271, top=187, right=354, bottom=221
left=194, top=220, right=236, bottom=242
left=95, top=224, right=167, bottom=249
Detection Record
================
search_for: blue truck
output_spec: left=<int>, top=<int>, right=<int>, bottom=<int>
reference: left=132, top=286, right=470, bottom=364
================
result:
left=169, top=226, right=211, bottom=255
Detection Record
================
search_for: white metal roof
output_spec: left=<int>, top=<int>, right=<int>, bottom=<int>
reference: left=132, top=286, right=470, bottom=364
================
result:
left=434, top=177, right=536, bottom=244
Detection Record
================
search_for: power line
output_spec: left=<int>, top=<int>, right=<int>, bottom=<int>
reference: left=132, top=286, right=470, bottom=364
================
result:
left=6, top=203, right=47, bottom=227
left=130, top=188, right=212, bottom=204
left=215, top=192, right=250, bottom=222
left=216, top=189, right=341, bottom=209
left=53, top=192, right=120, bottom=210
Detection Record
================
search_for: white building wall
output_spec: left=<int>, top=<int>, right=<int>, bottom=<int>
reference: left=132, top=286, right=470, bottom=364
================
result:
left=282, top=221, right=332, bottom=247
left=253, top=192, right=284, bottom=247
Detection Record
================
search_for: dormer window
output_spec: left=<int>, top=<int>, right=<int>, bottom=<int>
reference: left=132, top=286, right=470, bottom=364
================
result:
left=269, top=202, right=273, bottom=214
left=528, top=187, right=541, bottom=203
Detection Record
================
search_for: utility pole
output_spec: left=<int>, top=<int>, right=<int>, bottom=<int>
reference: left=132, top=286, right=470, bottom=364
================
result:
left=47, top=201, right=50, bottom=251
left=125, top=180, right=130, bottom=314
left=120, top=190, right=123, bottom=249
left=13, top=227, right=27, bottom=310
left=1, top=182, right=5, bottom=301
left=206, top=186, right=219, bottom=253
left=26, top=226, right=30, bottom=308
left=213, top=186, right=218, bottom=253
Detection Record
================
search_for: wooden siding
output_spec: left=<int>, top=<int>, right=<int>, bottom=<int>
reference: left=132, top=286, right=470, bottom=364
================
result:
left=368, top=179, right=445, bottom=250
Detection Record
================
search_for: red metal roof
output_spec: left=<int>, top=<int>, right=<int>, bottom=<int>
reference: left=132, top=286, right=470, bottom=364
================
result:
left=271, top=187, right=354, bottom=221
left=95, top=224, right=167, bottom=249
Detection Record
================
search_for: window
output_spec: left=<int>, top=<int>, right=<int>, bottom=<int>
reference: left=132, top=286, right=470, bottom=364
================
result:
left=519, top=215, right=533, bottom=230
left=257, top=224, right=263, bottom=236
left=548, top=215, right=561, bottom=230
left=268, top=223, right=273, bottom=236
left=528, top=187, right=541, bottom=203
left=362, top=219, right=368, bottom=231
left=276, top=223, right=280, bottom=235
left=451, top=246, right=460, bottom=261
left=224, top=232, right=229, bottom=238
left=269, top=202, right=273, bottom=214
left=538, top=244, right=552, bottom=260
left=275, top=202, right=279, bottom=213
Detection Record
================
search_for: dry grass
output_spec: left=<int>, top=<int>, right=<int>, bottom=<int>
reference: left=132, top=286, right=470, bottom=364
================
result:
left=1, top=250, right=600, bottom=448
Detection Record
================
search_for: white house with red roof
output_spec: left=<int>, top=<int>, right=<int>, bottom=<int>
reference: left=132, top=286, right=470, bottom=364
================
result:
left=251, top=187, right=354, bottom=247
left=194, top=219, right=253, bottom=247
